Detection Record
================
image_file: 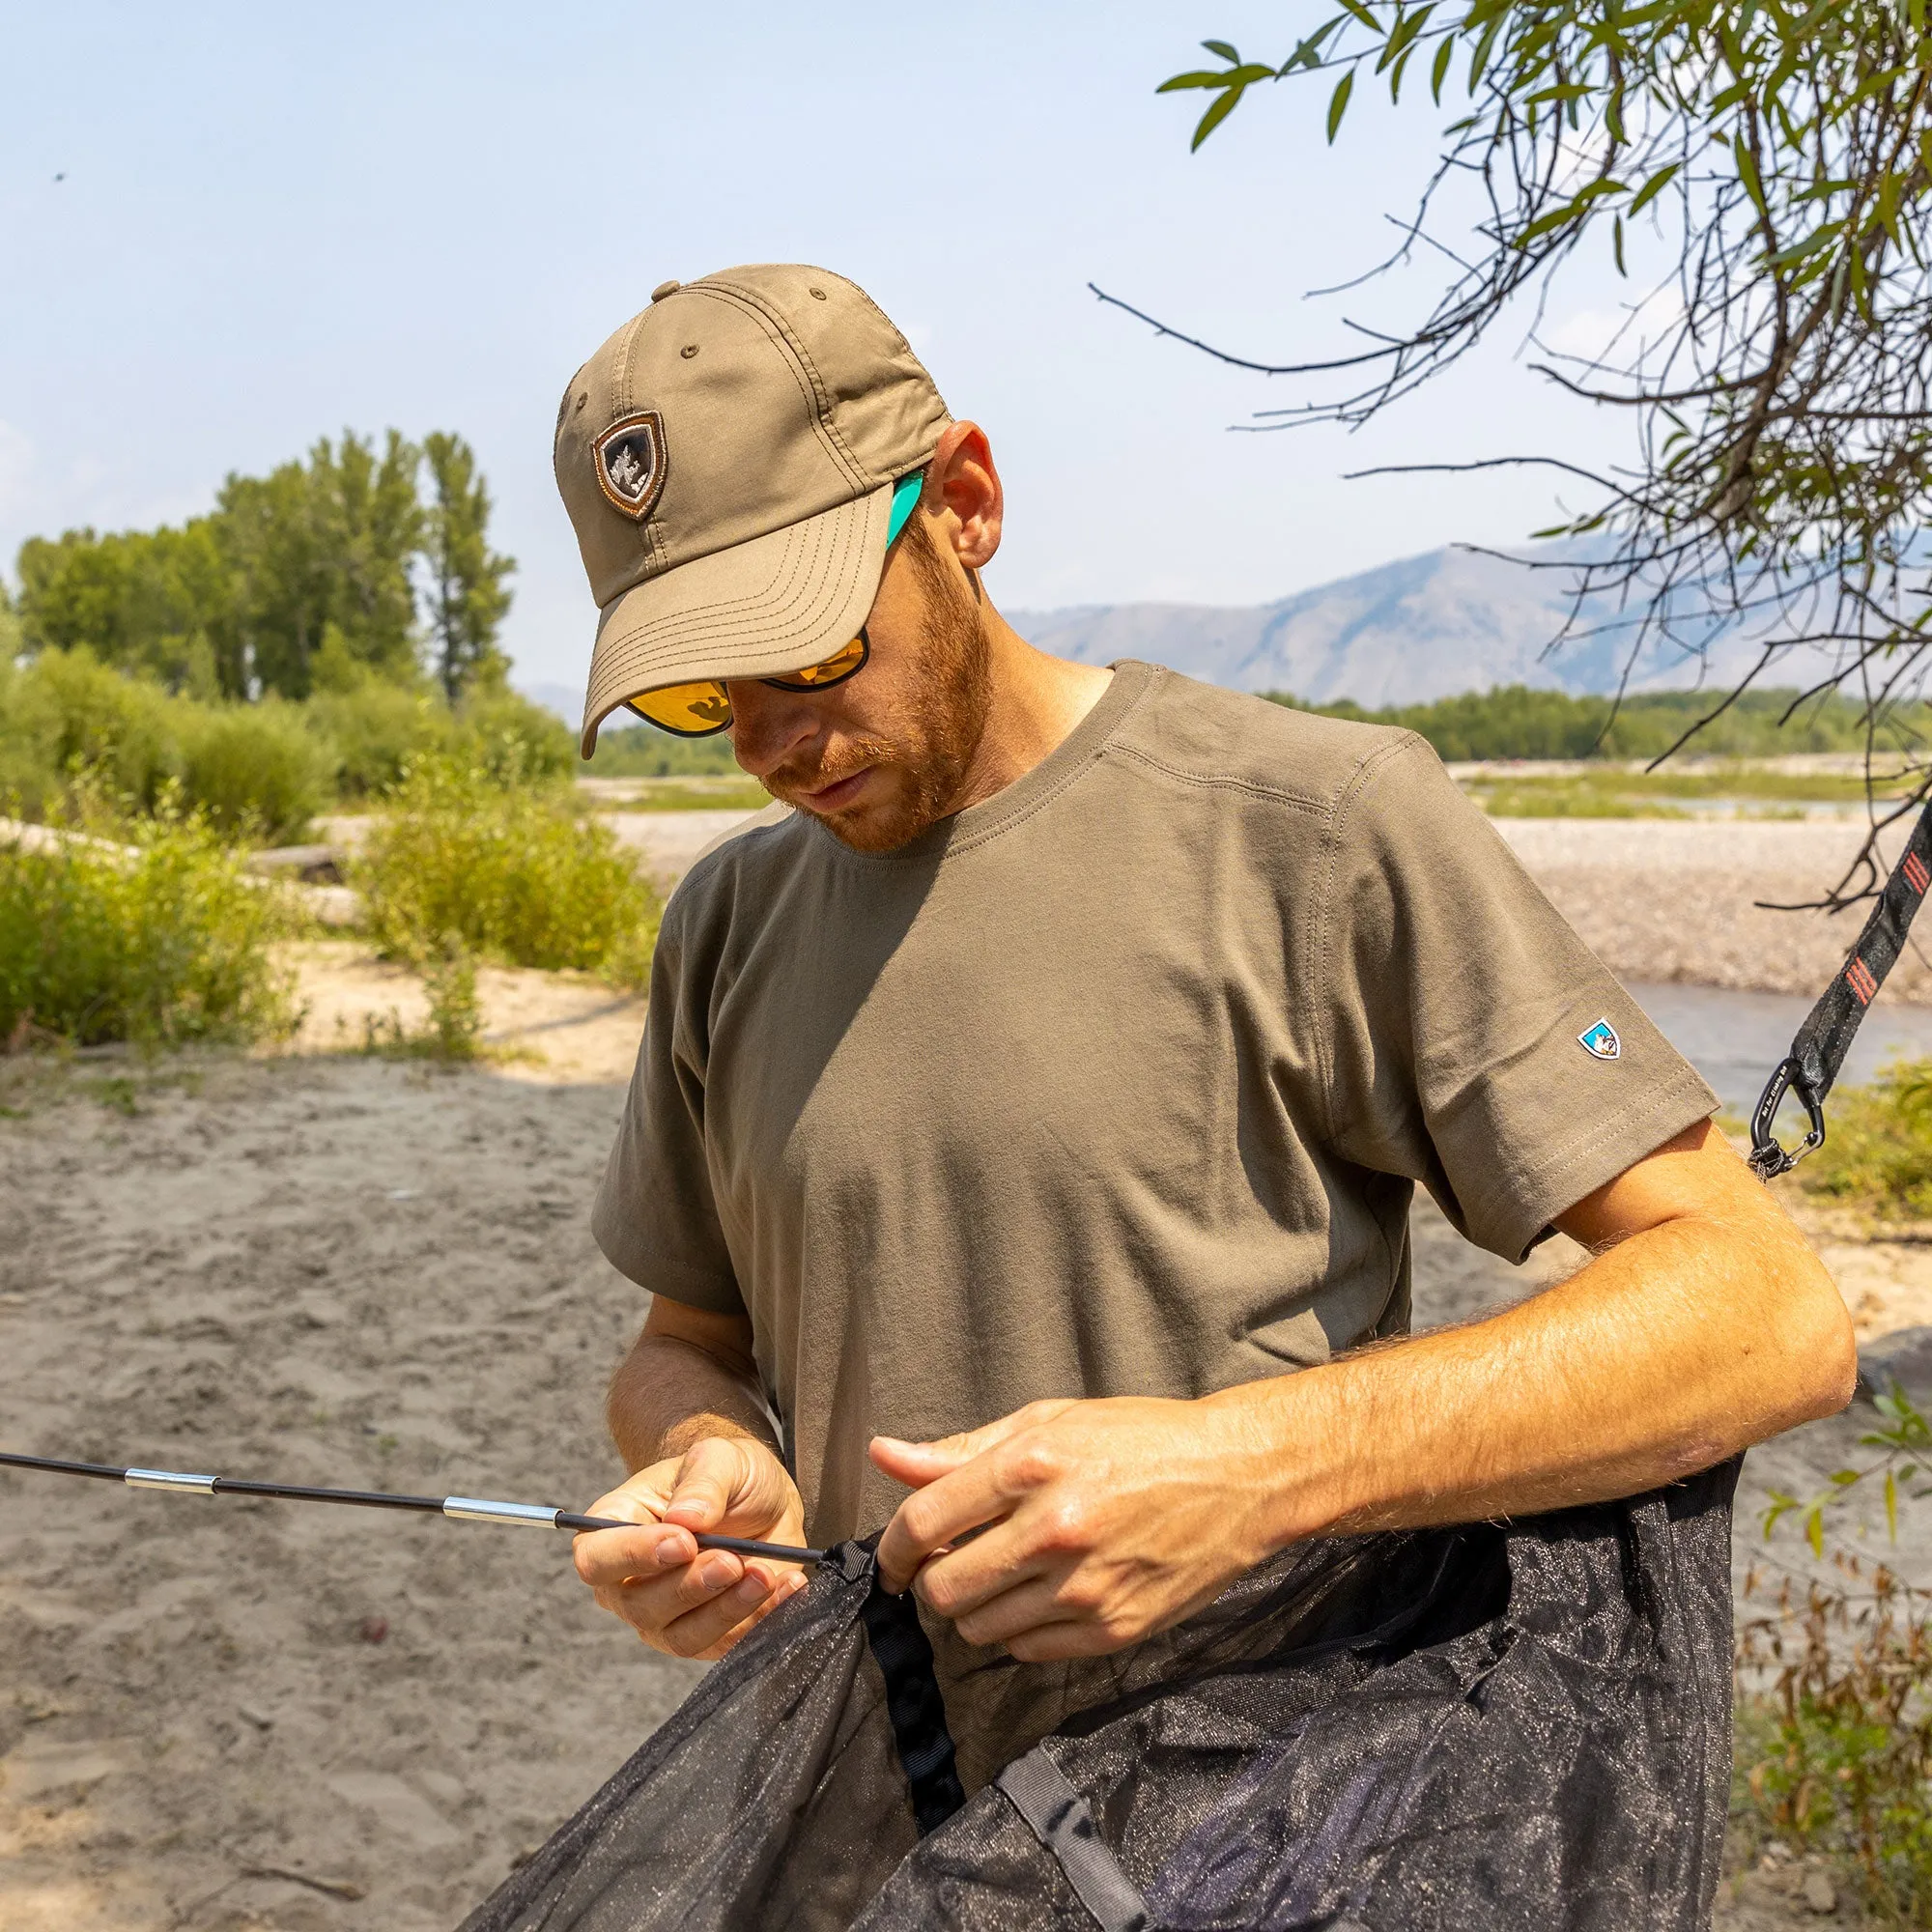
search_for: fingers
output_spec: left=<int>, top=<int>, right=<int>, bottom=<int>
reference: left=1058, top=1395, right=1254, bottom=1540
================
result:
left=664, top=1563, right=810, bottom=1662
left=573, top=1436, right=812, bottom=1659
left=868, top=1401, right=1073, bottom=1489
left=599, top=1549, right=810, bottom=1661
left=876, top=1457, right=1029, bottom=1594
left=573, top=1518, right=697, bottom=1590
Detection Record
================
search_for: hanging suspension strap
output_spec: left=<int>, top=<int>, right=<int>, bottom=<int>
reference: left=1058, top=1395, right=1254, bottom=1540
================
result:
left=1750, top=798, right=1932, bottom=1179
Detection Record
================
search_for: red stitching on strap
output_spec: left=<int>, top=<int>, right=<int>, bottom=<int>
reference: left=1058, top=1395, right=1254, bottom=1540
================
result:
left=1905, top=851, right=1928, bottom=896
left=1848, top=957, right=1879, bottom=1006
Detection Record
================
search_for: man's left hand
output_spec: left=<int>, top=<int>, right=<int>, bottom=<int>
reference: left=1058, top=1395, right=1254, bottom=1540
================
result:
left=870, top=1395, right=1281, bottom=1662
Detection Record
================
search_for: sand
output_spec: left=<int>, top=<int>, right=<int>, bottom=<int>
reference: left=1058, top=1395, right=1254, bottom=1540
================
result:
left=1495, top=816, right=1932, bottom=1005
left=7, top=810, right=1931, bottom=1927
left=0, top=1049, right=706, bottom=1932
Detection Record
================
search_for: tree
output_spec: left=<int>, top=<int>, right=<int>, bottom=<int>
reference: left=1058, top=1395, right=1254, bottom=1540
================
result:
left=220, top=431, right=423, bottom=698
left=16, top=521, right=237, bottom=696
left=421, top=431, right=516, bottom=702
left=13, top=428, right=514, bottom=707
left=1122, top=5, right=1932, bottom=899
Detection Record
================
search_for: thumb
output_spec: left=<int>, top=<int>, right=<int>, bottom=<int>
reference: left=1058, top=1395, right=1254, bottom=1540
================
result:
left=661, top=1437, right=750, bottom=1532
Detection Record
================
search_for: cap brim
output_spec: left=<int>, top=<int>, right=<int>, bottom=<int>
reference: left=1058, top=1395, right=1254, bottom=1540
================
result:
left=580, top=480, right=894, bottom=756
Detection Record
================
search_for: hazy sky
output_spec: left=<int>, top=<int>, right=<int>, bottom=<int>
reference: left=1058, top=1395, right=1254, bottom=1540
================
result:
left=3, top=3, right=1639, bottom=691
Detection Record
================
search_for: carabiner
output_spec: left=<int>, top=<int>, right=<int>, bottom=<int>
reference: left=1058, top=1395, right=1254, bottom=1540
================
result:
left=1747, top=1055, right=1826, bottom=1181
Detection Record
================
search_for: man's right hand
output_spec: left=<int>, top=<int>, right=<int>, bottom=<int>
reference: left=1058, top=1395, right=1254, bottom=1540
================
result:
left=572, top=1435, right=810, bottom=1662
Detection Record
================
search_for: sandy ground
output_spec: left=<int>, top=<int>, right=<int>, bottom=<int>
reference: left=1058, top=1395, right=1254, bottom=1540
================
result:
left=0, top=959, right=1921, bottom=1929
left=1495, top=816, right=1932, bottom=1004
left=8, top=810, right=1932, bottom=1929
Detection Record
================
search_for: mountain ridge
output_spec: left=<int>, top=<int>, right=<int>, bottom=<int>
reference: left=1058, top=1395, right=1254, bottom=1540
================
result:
left=519, top=543, right=1753, bottom=725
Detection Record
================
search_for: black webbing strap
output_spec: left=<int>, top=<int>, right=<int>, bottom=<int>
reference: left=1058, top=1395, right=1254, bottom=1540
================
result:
left=859, top=1578, right=967, bottom=1835
left=995, top=1748, right=1151, bottom=1932
left=1750, top=797, right=1932, bottom=1179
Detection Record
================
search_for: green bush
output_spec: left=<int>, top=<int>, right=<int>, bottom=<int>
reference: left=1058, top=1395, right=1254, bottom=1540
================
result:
left=452, top=688, right=576, bottom=786
left=7, top=646, right=181, bottom=812
left=1798, top=1061, right=1932, bottom=1218
left=355, top=755, right=659, bottom=983
left=177, top=699, right=329, bottom=842
left=1736, top=1573, right=1932, bottom=1922
left=304, top=677, right=454, bottom=799
left=0, top=803, right=299, bottom=1047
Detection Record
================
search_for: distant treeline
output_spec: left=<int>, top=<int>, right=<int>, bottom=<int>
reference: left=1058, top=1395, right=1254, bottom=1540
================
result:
left=1270, top=684, right=1924, bottom=760
left=582, top=726, right=743, bottom=778
left=12, top=429, right=513, bottom=705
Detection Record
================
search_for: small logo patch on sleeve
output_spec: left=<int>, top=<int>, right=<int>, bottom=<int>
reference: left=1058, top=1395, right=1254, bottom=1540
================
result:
left=1578, top=1019, right=1622, bottom=1061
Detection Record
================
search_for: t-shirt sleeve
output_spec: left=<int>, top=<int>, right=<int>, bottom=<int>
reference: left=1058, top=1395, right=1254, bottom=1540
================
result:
left=1313, top=733, right=1718, bottom=1262
left=590, top=900, right=747, bottom=1317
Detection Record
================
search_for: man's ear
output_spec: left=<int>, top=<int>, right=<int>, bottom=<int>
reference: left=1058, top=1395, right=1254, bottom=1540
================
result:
left=923, top=420, right=1003, bottom=572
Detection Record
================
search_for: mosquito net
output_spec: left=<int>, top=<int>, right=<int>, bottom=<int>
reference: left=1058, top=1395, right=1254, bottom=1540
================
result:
left=462, top=1459, right=1736, bottom=1931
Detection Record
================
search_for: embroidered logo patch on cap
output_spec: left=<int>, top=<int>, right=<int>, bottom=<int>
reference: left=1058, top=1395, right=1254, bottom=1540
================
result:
left=1577, top=1019, right=1622, bottom=1061
left=594, top=412, right=668, bottom=522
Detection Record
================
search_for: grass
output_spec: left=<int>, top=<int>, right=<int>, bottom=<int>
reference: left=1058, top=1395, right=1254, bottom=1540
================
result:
left=349, top=941, right=488, bottom=1064
left=355, top=753, right=660, bottom=985
left=1459, top=762, right=1918, bottom=817
left=1279, top=682, right=1932, bottom=762
left=0, top=796, right=301, bottom=1049
left=1797, top=1062, right=1932, bottom=1220
left=1734, top=1378, right=1932, bottom=1922
left=1738, top=1521, right=1932, bottom=1918
left=587, top=775, right=772, bottom=811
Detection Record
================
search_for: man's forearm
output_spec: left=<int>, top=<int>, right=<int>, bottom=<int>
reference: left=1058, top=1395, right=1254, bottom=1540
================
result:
left=1228, top=1194, right=1854, bottom=1548
left=606, top=1327, right=778, bottom=1474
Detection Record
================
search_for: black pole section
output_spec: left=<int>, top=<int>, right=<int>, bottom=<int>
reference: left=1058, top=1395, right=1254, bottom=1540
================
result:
left=0, top=1450, right=824, bottom=1565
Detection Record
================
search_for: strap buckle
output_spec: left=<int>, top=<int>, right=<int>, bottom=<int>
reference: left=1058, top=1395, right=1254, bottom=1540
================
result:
left=1748, top=1056, right=1826, bottom=1180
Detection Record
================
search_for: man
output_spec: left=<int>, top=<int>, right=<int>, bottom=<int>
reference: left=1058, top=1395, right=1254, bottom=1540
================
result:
left=559, top=265, right=1853, bottom=1779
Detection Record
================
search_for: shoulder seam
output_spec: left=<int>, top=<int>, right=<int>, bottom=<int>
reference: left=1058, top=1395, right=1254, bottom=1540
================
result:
left=1108, top=742, right=1331, bottom=816
left=1309, top=730, right=1435, bottom=1149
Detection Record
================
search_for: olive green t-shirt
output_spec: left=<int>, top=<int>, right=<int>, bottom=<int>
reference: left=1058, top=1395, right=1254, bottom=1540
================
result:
left=592, top=661, right=1716, bottom=1550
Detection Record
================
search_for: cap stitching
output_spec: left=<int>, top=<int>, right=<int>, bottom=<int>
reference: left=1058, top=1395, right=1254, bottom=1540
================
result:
left=689, top=280, right=869, bottom=492
left=586, top=497, right=881, bottom=710
left=596, top=490, right=870, bottom=652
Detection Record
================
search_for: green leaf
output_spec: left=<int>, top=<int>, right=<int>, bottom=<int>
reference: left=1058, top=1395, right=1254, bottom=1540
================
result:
left=1829, top=1467, right=1861, bottom=1486
left=1430, top=34, right=1454, bottom=102
left=1158, top=71, right=1233, bottom=93
left=1734, top=134, right=1767, bottom=219
left=1467, top=14, right=1504, bottom=91
left=1517, top=196, right=1591, bottom=244
left=1334, top=0, right=1386, bottom=34
left=1202, top=39, right=1240, bottom=61
left=1627, top=162, right=1681, bottom=216
left=1379, top=3, right=1435, bottom=69
left=1279, top=18, right=1346, bottom=74
left=1886, top=1466, right=1898, bottom=1541
left=1805, top=1505, right=1824, bottom=1558
left=1192, top=85, right=1247, bottom=150
left=1613, top=213, right=1626, bottom=275
left=1326, top=68, right=1355, bottom=142
left=1770, top=220, right=1845, bottom=270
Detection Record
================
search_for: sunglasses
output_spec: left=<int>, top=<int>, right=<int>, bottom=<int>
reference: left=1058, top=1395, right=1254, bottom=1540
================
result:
left=620, top=632, right=870, bottom=737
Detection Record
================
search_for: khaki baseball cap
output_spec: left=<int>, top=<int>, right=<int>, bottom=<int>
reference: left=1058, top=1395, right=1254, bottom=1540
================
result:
left=554, top=264, right=952, bottom=755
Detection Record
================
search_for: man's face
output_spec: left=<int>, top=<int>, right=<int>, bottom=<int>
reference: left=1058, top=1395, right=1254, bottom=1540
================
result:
left=724, top=516, right=992, bottom=853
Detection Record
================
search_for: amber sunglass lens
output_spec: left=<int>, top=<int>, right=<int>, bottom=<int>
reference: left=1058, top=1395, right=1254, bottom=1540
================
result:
left=770, top=636, right=867, bottom=691
left=627, top=681, right=733, bottom=736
